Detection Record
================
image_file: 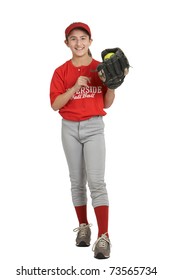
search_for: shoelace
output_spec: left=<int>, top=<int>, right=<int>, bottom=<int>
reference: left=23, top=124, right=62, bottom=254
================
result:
left=73, top=223, right=92, bottom=238
left=92, top=233, right=111, bottom=251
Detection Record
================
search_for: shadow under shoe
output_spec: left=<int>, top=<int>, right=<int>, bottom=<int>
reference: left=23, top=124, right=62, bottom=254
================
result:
left=73, top=223, right=92, bottom=247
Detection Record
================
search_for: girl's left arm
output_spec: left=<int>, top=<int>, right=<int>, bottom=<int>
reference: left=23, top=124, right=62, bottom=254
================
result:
left=104, top=88, right=115, bottom=108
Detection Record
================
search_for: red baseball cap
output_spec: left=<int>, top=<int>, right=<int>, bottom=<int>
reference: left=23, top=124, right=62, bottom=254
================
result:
left=65, top=22, right=91, bottom=37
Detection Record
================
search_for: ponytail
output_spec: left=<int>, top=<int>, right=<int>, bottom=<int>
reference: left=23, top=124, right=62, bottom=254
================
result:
left=88, top=48, right=92, bottom=57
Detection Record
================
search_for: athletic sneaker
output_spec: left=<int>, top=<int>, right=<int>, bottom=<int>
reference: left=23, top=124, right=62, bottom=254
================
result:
left=92, top=233, right=111, bottom=259
left=73, top=223, right=92, bottom=247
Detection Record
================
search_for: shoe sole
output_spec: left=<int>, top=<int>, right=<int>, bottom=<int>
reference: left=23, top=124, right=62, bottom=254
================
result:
left=76, top=241, right=90, bottom=247
left=94, top=252, right=109, bottom=259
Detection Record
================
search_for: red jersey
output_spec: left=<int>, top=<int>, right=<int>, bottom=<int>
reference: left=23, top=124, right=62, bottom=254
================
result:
left=50, top=59, right=108, bottom=121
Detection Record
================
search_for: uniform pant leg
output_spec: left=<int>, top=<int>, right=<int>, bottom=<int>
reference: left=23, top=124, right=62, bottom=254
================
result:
left=83, top=117, right=109, bottom=208
left=61, top=119, right=87, bottom=206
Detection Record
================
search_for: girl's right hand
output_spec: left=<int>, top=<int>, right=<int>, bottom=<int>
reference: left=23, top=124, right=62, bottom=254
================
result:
left=73, top=76, right=91, bottom=92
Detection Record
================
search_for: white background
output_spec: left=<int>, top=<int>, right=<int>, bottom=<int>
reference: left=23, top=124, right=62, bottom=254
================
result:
left=0, top=0, right=173, bottom=279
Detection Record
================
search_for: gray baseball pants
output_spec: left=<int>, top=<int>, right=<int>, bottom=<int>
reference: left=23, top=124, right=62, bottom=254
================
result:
left=61, top=116, right=109, bottom=208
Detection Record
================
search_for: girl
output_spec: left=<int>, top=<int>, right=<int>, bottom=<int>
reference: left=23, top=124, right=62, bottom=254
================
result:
left=50, top=22, right=115, bottom=259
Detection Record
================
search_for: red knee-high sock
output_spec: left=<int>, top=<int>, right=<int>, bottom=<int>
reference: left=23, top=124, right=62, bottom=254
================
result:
left=75, top=205, right=88, bottom=225
left=94, top=205, right=109, bottom=237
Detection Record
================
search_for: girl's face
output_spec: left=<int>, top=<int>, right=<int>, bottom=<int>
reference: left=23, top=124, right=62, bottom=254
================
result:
left=65, top=29, right=92, bottom=57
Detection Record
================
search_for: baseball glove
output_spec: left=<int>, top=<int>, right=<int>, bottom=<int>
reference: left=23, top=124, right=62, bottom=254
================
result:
left=97, top=48, right=130, bottom=89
